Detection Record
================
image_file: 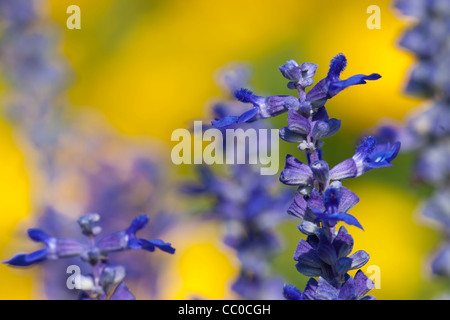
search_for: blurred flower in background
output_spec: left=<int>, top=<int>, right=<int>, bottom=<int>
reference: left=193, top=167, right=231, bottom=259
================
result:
left=0, top=0, right=443, bottom=299
left=372, top=0, right=450, bottom=298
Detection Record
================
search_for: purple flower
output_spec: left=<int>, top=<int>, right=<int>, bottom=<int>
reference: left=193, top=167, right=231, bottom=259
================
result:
left=4, top=214, right=175, bottom=299
left=4, top=229, right=85, bottom=267
left=284, top=270, right=375, bottom=300
left=279, top=60, right=318, bottom=89
left=212, top=89, right=300, bottom=127
left=329, top=136, right=401, bottom=180
left=431, top=245, right=450, bottom=277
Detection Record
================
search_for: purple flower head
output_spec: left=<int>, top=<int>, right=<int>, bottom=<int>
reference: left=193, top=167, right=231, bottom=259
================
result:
left=279, top=110, right=341, bottom=146
left=4, top=229, right=85, bottom=267
left=207, top=56, right=382, bottom=299
left=97, top=215, right=175, bottom=254
left=0, top=0, right=36, bottom=28
left=109, top=282, right=136, bottom=300
left=306, top=53, right=381, bottom=108
left=330, top=136, right=401, bottom=180
left=4, top=213, right=175, bottom=299
left=279, top=60, right=318, bottom=89
left=279, top=155, right=314, bottom=195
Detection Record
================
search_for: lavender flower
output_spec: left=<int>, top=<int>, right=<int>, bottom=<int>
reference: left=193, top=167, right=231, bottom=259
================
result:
left=212, top=54, right=398, bottom=300
left=373, top=0, right=450, bottom=296
left=4, top=214, right=174, bottom=300
left=212, top=54, right=380, bottom=129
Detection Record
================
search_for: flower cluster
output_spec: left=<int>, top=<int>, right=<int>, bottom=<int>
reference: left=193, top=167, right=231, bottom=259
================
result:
left=212, top=54, right=400, bottom=299
left=183, top=64, right=292, bottom=299
left=3, top=214, right=175, bottom=300
left=373, top=0, right=450, bottom=287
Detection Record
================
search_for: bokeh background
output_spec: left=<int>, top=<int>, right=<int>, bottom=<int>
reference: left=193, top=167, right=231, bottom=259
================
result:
left=0, top=0, right=444, bottom=299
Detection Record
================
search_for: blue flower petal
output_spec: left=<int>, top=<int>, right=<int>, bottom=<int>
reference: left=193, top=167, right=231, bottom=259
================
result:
left=364, top=161, right=394, bottom=169
left=97, top=231, right=128, bottom=252
left=4, top=248, right=48, bottom=267
left=27, top=229, right=51, bottom=243
left=354, top=269, right=375, bottom=299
